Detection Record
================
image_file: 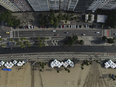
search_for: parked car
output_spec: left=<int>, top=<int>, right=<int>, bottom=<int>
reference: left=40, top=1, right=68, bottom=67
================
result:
left=76, top=25, right=79, bottom=28
left=60, top=25, right=62, bottom=28
left=62, top=25, right=64, bottom=28
left=23, top=26, right=25, bottom=29
left=25, top=26, right=28, bottom=29
left=28, top=25, right=30, bottom=29
left=31, top=26, right=34, bottom=29
left=19, top=26, right=23, bottom=29
left=74, top=25, right=76, bottom=28
left=71, top=25, right=73, bottom=28
left=42, top=26, right=44, bottom=28
left=79, top=25, right=82, bottom=28
left=55, top=34, right=58, bottom=36
left=114, top=33, right=116, bottom=35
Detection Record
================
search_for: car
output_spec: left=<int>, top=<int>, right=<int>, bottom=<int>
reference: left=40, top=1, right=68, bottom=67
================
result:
left=6, top=32, right=9, bottom=34
left=60, top=25, right=62, bottom=28
left=52, top=30, right=56, bottom=32
left=28, top=25, right=30, bottom=29
left=114, top=33, right=116, bottom=35
left=19, top=26, right=23, bottom=29
left=82, top=34, right=86, bottom=36
left=71, top=25, right=73, bottom=28
left=65, top=32, right=68, bottom=34
left=96, top=32, right=100, bottom=34
left=42, top=26, right=44, bottom=28
left=55, top=34, right=58, bottom=36
left=23, top=26, right=25, bottom=29
left=0, top=36, right=1, bottom=38
left=25, top=26, right=28, bottom=29
left=74, top=25, right=76, bottom=28
left=62, top=25, right=64, bottom=28
left=79, top=25, right=82, bottom=28
left=76, top=25, right=79, bottom=28
left=31, top=26, right=34, bottom=29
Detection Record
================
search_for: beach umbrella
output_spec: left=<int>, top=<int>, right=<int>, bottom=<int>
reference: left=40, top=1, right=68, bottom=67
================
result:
left=0, top=61, right=5, bottom=65
left=22, top=61, right=25, bottom=64
left=13, top=60, right=17, bottom=64
left=17, top=61, right=23, bottom=66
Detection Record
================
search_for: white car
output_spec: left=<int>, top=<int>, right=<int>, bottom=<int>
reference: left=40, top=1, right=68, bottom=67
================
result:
left=53, top=30, right=56, bottom=32
left=31, top=26, right=34, bottom=29
left=96, top=32, right=100, bottom=34
left=82, top=34, right=86, bottom=36
left=28, top=25, right=30, bottom=29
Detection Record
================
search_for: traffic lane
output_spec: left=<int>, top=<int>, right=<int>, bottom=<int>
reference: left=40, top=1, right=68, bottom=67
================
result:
left=56, top=30, right=102, bottom=36
left=15, top=30, right=102, bottom=37
left=1, top=46, right=116, bottom=54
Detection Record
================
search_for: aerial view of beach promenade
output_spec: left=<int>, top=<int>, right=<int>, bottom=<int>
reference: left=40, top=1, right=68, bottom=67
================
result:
left=1, top=0, right=116, bottom=87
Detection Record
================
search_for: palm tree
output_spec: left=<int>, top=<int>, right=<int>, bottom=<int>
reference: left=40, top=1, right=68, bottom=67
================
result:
left=0, top=38, right=2, bottom=41
left=23, top=37, right=27, bottom=40
left=38, top=43, right=43, bottom=47
left=39, top=39, right=43, bottom=42
left=20, top=44, right=25, bottom=48
left=20, top=37, right=23, bottom=41
left=1, top=44, right=5, bottom=47
left=37, top=37, right=40, bottom=40
left=15, top=38, right=19, bottom=42
left=27, top=43, right=31, bottom=47
left=10, top=38, right=13, bottom=42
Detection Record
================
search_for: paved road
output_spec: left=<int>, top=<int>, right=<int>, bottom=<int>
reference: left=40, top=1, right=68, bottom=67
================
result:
left=0, top=46, right=116, bottom=54
left=12, top=30, right=102, bottom=37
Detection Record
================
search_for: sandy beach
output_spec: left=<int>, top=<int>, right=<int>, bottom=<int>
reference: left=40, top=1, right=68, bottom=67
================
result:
left=0, top=61, right=116, bottom=87
left=0, top=63, right=31, bottom=87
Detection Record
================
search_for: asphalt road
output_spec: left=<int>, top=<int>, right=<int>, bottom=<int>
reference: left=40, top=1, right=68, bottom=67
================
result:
left=0, top=46, right=116, bottom=54
left=13, top=30, right=102, bottom=37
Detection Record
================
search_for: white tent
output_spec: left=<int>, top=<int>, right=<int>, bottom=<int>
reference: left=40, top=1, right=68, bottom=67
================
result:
left=4, top=62, right=13, bottom=68
left=70, top=62, right=74, bottom=68
left=104, top=62, right=110, bottom=69
left=67, top=59, right=72, bottom=64
left=17, top=61, right=23, bottom=66
left=0, top=61, right=5, bottom=65
left=13, top=60, right=17, bottom=64
left=63, top=61, right=68, bottom=68
left=97, top=15, right=107, bottom=23
left=104, top=60, right=116, bottom=69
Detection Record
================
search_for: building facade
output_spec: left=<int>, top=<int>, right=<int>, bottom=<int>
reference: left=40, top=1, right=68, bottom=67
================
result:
left=9, top=0, right=32, bottom=11
left=0, top=0, right=20, bottom=12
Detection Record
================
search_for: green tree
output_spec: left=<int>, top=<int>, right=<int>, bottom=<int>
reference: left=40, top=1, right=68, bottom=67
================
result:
left=57, top=70, right=59, bottom=73
left=24, top=41, right=29, bottom=45
left=50, top=20, right=54, bottom=25
left=65, top=20, right=67, bottom=23
left=102, top=36, right=107, bottom=41
left=38, top=43, right=43, bottom=47
left=10, top=38, right=13, bottom=42
left=37, top=37, right=40, bottom=40
left=66, top=37, right=75, bottom=46
left=75, top=17, right=78, bottom=20
left=20, top=44, right=25, bottom=48
left=27, top=43, right=31, bottom=47
left=39, top=39, right=43, bottom=42
left=20, top=37, right=23, bottom=41
left=23, top=37, right=27, bottom=40
left=72, top=35, right=78, bottom=41
left=79, top=40, right=84, bottom=45
left=0, top=38, right=2, bottom=41
left=107, top=38, right=114, bottom=43
left=15, top=38, right=19, bottom=42
left=1, top=44, right=5, bottom=47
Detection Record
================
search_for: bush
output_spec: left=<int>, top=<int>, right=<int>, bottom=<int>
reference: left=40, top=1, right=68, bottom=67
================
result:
left=57, top=70, right=59, bottom=73
left=40, top=69, right=42, bottom=71
left=68, top=70, right=70, bottom=73
left=0, top=38, right=2, bottom=41
left=107, top=38, right=114, bottom=43
left=79, top=40, right=84, bottom=45
left=65, top=37, right=75, bottom=46
left=102, top=36, right=107, bottom=41
left=20, top=37, right=23, bottom=41
left=64, top=68, right=68, bottom=71
left=81, top=67, right=84, bottom=70
left=72, top=35, right=78, bottom=41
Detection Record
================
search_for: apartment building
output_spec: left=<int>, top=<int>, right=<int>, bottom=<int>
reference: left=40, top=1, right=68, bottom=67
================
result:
left=27, top=0, right=50, bottom=11
left=87, top=0, right=110, bottom=11
left=0, top=0, right=20, bottom=12
left=9, top=0, right=32, bottom=11
left=102, top=0, right=116, bottom=10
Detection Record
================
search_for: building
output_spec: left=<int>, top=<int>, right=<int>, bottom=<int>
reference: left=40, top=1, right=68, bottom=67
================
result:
left=9, top=0, right=32, bottom=11
left=102, top=0, right=116, bottom=10
left=27, top=0, right=50, bottom=11
left=0, top=0, right=20, bottom=12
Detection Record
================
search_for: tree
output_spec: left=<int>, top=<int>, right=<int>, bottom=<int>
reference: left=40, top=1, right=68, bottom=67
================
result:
left=20, top=44, right=25, bottom=48
left=1, top=44, right=5, bottom=47
left=65, top=37, right=75, bottom=46
left=10, top=38, right=13, bottom=42
left=0, top=38, right=2, bottom=41
left=38, top=43, right=43, bottom=47
left=79, top=40, right=84, bottom=45
left=37, top=37, right=40, bottom=40
left=88, top=14, right=91, bottom=21
left=27, top=43, right=31, bottom=47
left=57, top=70, right=59, bottom=73
left=102, top=36, right=107, bottom=41
left=20, top=37, right=23, bottom=41
left=65, top=20, right=67, bottom=23
left=23, top=37, right=27, bottom=40
left=39, top=39, right=43, bottom=42
left=72, top=35, right=78, bottom=41
left=107, top=38, right=114, bottom=43
left=68, top=70, right=70, bottom=73
left=50, top=20, right=54, bottom=25
left=75, top=17, right=78, bottom=20
left=15, top=38, right=19, bottom=42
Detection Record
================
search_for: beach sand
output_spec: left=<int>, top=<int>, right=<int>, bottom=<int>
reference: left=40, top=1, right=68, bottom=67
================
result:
left=0, top=63, right=31, bottom=87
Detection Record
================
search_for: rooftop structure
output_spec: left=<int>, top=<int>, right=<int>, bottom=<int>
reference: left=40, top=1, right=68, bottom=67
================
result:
left=104, top=60, right=116, bottom=69
left=97, top=15, right=107, bottom=23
